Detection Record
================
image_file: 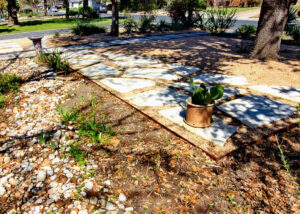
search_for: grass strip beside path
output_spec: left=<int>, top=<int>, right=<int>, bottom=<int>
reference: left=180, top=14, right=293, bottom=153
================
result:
left=0, top=18, right=113, bottom=35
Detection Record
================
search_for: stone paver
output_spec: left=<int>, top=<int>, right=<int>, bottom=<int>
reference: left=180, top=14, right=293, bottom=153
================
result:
left=169, top=82, right=246, bottom=100
left=0, top=42, right=23, bottom=54
left=62, top=50, right=91, bottom=59
left=194, top=73, right=248, bottom=86
left=159, top=107, right=238, bottom=146
left=80, top=64, right=122, bottom=79
left=114, top=58, right=161, bottom=68
left=167, top=63, right=200, bottom=76
left=249, top=85, right=300, bottom=103
left=99, top=78, right=157, bottom=93
left=127, top=87, right=189, bottom=106
left=123, top=68, right=180, bottom=80
left=72, top=54, right=106, bottom=60
left=217, top=95, right=296, bottom=128
left=68, top=59, right=103, bottom=69
left=103, top=53, right=138, bottom=61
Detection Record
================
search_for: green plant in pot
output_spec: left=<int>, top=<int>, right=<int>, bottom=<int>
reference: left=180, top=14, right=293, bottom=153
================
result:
left=184, top=78, right=224, bottom=128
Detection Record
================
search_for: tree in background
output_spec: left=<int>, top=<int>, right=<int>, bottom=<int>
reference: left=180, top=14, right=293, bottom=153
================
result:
left=63, top=0, right=70, bottom=20
left=83, top=0, right=88, bottom=20
left=251, top=0, right=298, bottom=60
left=44, top=0, right=47, bottom=16
left=111, top=0, right=119, bottom=36
left=168, top=0, right=207, bottom=28
left=7, top=0, right=19, bottom=25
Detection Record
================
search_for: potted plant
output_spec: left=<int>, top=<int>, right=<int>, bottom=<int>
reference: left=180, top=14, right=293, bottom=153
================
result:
left=184, top=78, right=224, bottom=128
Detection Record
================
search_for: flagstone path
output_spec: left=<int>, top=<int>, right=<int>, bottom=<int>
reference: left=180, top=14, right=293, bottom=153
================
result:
left=1, top=32, right=298, bottom=159
left=61, top=49, right=298, bottom=159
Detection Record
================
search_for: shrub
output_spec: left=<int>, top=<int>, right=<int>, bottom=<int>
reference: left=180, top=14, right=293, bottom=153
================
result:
left=69, top=8, right=80, bottom=17
left=190, top=78, right=224, bottom=105
left=0, top=73, right=22, bottom=94
left=205, top=8, right=236, bottom=34
left=167, top=0, right=207, bottom=28
left=123, top=18, right=138, bottom=34
left=235, top=25, right=257, bottom=39
left=170, top=21, right=185, bottom=31
left=78, top=6, right=98, bottom=18
left=54, top=31, right=60, bottom=37
left=139, top=15, right=156, bottom=33
left=285, top=24, right=300, bottom=41
left=287, top=6, right=299, bottom=24
left=156, top=20, right=171, bottom=32
left=72, top=21, right=106, bottom=36
left=36, top=51, right=69, bottom=73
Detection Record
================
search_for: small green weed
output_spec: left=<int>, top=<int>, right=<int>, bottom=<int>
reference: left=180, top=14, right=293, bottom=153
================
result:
left=0, top=73, right=22, bottom=94
left=0, top=93, right=5, bottom=108
left=57, top=106, right=79, bottom=125
left=276, top=135, right=299, bottom=195
left=226, top=195, right=234, bottom=203
left=69, top=143, right=86, bottom=166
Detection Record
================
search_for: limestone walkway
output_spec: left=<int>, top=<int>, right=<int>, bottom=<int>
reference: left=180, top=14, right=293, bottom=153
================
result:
left=0, top=32, right=208, bottom=61
left=63, top=49, right=298, bottom=159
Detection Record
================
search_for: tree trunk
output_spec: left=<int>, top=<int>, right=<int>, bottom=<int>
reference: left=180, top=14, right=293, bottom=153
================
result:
left=64, top=0, right=69, bottom=20
left=187, top=0, right=193, bottom=28
left=251, top=0, right=292, bottom=60
left=44, top=0, right=48, bottom=16
left=110, top=0, right=119, bottom=36
left=7, top=0, right=19, bottom=25
left=83, top=0, right=88, bottom=20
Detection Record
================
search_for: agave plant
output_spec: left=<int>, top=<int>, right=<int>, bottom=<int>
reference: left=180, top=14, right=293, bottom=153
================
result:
left=190, top=78, right=224, bottom=105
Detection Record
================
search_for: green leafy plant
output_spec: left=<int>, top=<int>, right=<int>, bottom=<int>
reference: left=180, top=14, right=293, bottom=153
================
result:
left=36, top=51, right=69, bottom=73
left=235, top=24, right=257, bottom=39
left=0, top=73, right=22, bottom=94
left=72, top=21, right=106, bottom=36
left=190, top=78, right=224, bottom=105
left=69, top=144, right=86, bottom=166
left=139, top=15, right=156, bottom=33
left=156, top=20, right=171, bottom=32
left=123, top=18, right=138, bottom=34
left=285, top=24, right=300, bottom=41
left=205, top=8, right=237, bottom=34
left=57, top=106, right=79, bottom=125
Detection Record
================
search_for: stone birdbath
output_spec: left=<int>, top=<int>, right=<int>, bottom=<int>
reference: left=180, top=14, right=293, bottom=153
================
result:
left=29, top=36, right=43, bottom=55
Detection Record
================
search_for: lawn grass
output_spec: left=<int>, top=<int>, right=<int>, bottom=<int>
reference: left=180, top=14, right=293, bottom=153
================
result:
left=0, top=18, right=113, bottom=35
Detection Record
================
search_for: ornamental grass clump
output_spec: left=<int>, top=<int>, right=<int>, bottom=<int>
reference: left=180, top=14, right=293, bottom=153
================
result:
left=190, top=78, right=224, bottom=105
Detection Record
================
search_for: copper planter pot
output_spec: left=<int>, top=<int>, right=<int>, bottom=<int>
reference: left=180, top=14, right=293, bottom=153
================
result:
left=184, top=97, right=214, bottom=128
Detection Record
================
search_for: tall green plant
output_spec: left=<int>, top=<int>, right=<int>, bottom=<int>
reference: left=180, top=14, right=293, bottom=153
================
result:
left=205, top=8, right=236, bottom=34
left=190, top=78, right=224, bottom=105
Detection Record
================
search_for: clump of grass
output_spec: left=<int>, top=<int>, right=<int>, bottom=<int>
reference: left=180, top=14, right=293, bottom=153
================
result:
left=36, top=51, right=69, bottom=73
left=0, top=73, right=22, bottom=94
left=72, top=21, right=106, bottom=36
left=57, top=97, right=115, bottom=144
left=57, top=106, right=79, bottom=125
left=69, top=143, right=86, bottom=166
